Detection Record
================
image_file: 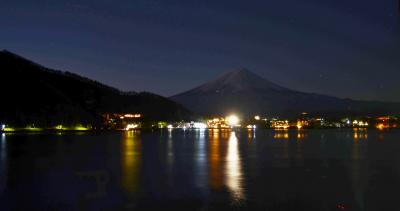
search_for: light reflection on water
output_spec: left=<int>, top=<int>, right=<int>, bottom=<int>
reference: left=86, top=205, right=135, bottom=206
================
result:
left=195, top=129, right=207, bottom=189
left=353, top=128, right=368, bottom=140
left=351, top=129, right=369, bottom=210
left=0, top=133, right=6, bottom=161
left=121, top=131, right=141, bottom=194
left=209, top=129, right=224, bottom=190
left=0, top=133, right=7, bottom=194
left=274, top=130, right=289, bottom=139
left=247, top=129, right=256, bottom=140
left=225, top=132, right=245, bottom=201
left=1, top=129, right=400, bottom=210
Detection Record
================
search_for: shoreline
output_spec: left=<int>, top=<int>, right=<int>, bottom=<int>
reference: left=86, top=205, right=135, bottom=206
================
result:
left=1, top=127, right=397, bottom=134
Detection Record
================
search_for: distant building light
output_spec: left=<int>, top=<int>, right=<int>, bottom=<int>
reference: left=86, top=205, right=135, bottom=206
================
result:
left=124, top=114, right=142, bottom=118
left=254, top=115, right=260, bottom=121
left=1, top=124, right=5, bottom=130
left=271, top=120, right=290, bottom=130
left=167, top=125, right=174, bottom=129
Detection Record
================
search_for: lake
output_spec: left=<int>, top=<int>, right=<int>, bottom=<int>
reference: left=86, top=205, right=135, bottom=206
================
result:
left=0, top=129, right=399, bottom=210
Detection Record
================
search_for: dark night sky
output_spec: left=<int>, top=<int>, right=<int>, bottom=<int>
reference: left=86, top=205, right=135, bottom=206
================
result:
left=1, top=0, right=399, bottom=101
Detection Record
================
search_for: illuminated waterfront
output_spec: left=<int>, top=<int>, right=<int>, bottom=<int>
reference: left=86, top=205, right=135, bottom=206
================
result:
left=0, top=129, right=399, bottom=210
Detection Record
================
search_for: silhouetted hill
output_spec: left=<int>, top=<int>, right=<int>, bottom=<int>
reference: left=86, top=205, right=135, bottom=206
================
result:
left=171, top=68, right=400, bottom=118
left=0, top=50, right=192, bottom=127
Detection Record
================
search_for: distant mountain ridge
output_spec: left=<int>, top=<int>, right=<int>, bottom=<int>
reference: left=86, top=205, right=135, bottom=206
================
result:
left=0, top=50, right=192, bottom=126
left=171, top=68, right=400, bottom=118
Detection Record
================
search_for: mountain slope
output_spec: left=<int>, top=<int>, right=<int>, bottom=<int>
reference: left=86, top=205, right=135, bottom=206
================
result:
left=171, top=68, right=400, bottom=117
left=0, top=50, right=192, bottom=126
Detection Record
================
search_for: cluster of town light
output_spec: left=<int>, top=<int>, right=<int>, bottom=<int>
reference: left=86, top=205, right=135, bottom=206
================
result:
left=1, top=114, right=397, bottom=132
left=271, top=120, right=290, bottom=129
left=102, top=112, right=399, bottom=131
left=120, top=114, right=141, bottom=119
left=353, top=120, right=368, bottom=127
left=164, top=114, right=242, bottom=130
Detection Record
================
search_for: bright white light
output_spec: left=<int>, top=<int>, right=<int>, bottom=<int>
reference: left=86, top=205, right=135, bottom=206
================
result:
left=227, top=115, right=239, bottom=126
left=1, top=124, right=5, bottom=130
left=193, top=122, right=207, bottom=129
left=167, top=125, right=174, bottom=129
left=254, top=115, right=260, bottom=120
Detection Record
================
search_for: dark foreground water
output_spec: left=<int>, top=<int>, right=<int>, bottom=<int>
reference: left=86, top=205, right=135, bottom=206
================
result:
left=0, top=129, right=399, bottom=211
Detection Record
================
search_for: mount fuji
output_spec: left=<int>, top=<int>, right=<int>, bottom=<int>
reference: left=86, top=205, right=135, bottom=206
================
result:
left=171, top=68, right=400, bottom=118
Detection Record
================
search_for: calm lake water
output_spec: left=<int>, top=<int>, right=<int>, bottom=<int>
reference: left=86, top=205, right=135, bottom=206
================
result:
left=0, top=129, right=399, bottom=211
